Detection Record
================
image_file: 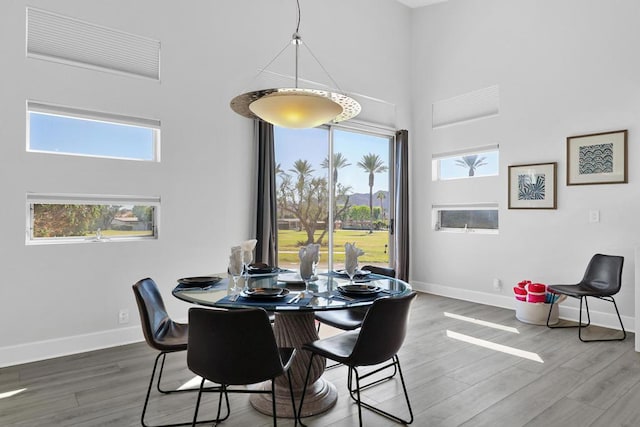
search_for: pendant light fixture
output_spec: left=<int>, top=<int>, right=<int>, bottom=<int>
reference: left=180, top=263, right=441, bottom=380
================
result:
left=230, top=0, right=361, bottom=129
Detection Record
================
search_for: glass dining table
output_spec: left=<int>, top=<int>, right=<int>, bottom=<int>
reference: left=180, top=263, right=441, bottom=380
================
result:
left=172, top=271, right=412, bottom=419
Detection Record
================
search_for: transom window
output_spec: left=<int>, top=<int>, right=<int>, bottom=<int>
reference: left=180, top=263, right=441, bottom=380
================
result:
left=432, top=145, right=499, bottom=181
left=27, top=102, right=160, bottom=161
left=26, top=194, right=159, bottom=244
left=433, top=204, right=499, bottom=234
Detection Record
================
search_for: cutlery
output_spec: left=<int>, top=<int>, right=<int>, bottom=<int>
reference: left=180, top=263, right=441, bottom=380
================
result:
left=330, top=294, right=355, bottom=302
left=287, top=293, right=302, bottom=304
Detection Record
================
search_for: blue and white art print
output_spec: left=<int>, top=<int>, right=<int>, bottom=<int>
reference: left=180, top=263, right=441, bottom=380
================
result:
left=509, top=162, right=557, bottom=209
left=578, top=143, right=614, bottom=175
left=518, top=174, right=545, bottom=200
left=567, top=130, right=627, bottom=185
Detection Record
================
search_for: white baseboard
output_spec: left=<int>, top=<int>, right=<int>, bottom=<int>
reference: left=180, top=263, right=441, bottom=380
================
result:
left=411, top=280, right=634, bottom=333
left=0, top=325, right=144, bottom=368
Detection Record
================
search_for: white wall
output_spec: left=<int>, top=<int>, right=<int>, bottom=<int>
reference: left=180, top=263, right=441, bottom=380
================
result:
left=410, top=0, right=640, bottom=329
left=0, top=0, right=411, bottom=366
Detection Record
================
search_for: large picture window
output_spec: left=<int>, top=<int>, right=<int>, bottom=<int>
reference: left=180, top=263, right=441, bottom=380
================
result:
left=27, top=194, right=159, bottom=244
left=27, top=102, right=160, bottom=161
left=274, top=125, right=394, bottom=271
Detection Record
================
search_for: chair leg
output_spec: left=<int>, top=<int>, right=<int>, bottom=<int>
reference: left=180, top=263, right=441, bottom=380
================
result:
left=286, top=370, right=297, bottom=427
left=546, top=296, right=590, bottom=329
left=578, top=296, right=627, bottom=342
left=142, top=353, right=229, bottom=427
left=347, top=355, right=414, bottom=425
left=297, top=353, right=316, bottom=427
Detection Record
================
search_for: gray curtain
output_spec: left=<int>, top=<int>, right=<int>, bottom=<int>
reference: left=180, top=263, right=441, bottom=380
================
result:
left=393, top=129, right=410, bottom=282
left=255, top=120, right=278, bottom=266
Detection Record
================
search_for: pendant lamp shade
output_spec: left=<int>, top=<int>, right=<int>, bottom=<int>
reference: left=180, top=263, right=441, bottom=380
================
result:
left=249, top=91, right=342, bottom=129
left=229, top=1, right=360, bottom=128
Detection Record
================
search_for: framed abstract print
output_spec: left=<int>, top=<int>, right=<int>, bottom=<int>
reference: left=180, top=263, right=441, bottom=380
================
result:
left=508, top=162, right=557, bottom=209
left=566, top=130, right=627, bottom=185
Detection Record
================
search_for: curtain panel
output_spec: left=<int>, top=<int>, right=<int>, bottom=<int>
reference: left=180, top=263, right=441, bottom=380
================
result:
left=255, top=120, right=278, bottom=266
left=394, top=129, right=410, bottom=282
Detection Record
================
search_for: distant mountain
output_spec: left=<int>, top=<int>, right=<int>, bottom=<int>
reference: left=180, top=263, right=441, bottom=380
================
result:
left=346, top=191, right=389, bottom=213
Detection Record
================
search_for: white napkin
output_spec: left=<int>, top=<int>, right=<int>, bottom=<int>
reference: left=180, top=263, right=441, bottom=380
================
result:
left=299, top=243, right=320, bottom=280
left=240, top=239, right=258, bottom=265
left=344, top=242, right=365, bottom=275
left=228, top=246, right=243, bottom=276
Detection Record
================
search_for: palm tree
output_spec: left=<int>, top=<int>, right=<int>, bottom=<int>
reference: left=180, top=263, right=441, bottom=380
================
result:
left=455, top=155, right=488, bottom=177
left=376, top=190, right=386, bottom=220
left=357, top=153, right=388, bottom=233
left=321, top=152, right=351, bottom=184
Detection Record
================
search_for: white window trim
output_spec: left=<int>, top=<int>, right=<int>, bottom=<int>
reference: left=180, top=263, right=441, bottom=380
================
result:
left=27, top=100, right=161, bottom=162
left=432, top=144, right=499, bottom=181
left=432, top=203, right=499, bottom=235
left=26, top=193, right=160, bottom=245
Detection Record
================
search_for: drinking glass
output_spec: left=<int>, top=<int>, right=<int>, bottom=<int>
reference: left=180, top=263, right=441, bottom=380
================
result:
left=242, top=248, right=254, bottom=292
left=228, top=257, right=243, bottom=296
left=345, top=261, right=358, bottom=284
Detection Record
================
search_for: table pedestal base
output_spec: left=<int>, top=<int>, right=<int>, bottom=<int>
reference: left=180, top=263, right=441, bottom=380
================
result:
left=249, top=377, right=337, bottom=418
left=247, top=310, right=338, bottom=418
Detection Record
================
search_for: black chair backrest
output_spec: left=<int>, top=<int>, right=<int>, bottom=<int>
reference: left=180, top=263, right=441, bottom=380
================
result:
left=132, top=278, right=174, bottom=351
left=187, top=307, right=284, bottom=385
left=348, top=292, right=417, bottom=366
left=581, top=254, right=624, bottom=294
left=362, top=265, right=396, bottom=278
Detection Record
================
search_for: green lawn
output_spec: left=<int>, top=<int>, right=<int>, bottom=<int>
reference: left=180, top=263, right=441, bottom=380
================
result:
left=277, top=229, right=390, bottom=268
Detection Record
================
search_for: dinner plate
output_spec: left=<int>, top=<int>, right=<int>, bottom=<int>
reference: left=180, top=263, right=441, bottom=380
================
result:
left=241, top=288, right=290, bottom=299
left=337, top=284, right=381, bottom=296
left=277, top=273, right=306, bottom=285
left=333, top=269, right=371, bottom=278
left=177, top=276, right=222, bottom=288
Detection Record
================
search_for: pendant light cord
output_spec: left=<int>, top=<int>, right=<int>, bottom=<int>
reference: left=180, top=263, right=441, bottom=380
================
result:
left=296, top=0, right=301, bottom=33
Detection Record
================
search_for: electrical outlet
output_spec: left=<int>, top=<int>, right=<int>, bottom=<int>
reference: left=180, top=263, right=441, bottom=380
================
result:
left=493, top=278, right=502, bottom=292
left=589, top=210, right=600, bottom=223
left=118, top=309, right=130, bottom=324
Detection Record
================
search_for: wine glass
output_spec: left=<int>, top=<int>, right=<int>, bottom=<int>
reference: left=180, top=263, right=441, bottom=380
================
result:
left=242, top=248, right=254, bottom=292
left=228, top=253, right=243, bottom=296
left=345, top=260, right=358, bottom=284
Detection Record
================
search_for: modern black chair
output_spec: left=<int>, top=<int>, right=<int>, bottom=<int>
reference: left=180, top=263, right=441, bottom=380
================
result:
left=132, top=278, right=226, bottom=427
left=299, top=292, right=417, bottom=426
left=187, top=307, right=297, bottom=427
left=315, top=265, right=396, bottom=332
left=546, top=254, right=626, bottom=342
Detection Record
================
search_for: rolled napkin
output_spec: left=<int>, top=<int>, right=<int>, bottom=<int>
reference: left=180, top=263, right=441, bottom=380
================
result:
left=344, top=242, right=365, bottom=276
left=299, top=243, right=320, bottom=280
left=228, top=246, right=243, bottom=276
left=240, top=239, right=258, bottom=265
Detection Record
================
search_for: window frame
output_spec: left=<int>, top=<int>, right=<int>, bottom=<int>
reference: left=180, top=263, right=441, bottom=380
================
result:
left=432, top=144, right=499, bottom=181
left=27, top=101, right=161, bottom=162
left=432, top=203, right=499, bottom=235
left=26, top=193, right=160, bottom=245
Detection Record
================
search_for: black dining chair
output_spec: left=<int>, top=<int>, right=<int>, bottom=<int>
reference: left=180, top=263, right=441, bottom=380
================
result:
left=546, top=254, right=626, bottom=342
left=299, top=292, right=417, bottom=426
left=187, top=307, right=297, bottom=427
left=132, top=278, right=227, bottom=427
left=315, top=265, right=396, bottom=332
left=315, top=265, right=396, bottom=373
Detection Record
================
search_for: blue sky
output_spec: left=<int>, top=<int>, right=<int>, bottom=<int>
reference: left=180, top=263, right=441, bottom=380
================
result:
left=274, top=127, right=391, bottom=194
left=29, top=113, right=155, bottom=160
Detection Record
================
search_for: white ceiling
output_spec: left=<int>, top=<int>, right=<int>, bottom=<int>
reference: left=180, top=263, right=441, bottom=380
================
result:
left=396, top=0, right=448, bottom=8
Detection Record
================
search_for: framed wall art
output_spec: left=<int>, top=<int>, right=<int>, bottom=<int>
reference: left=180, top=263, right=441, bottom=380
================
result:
left=508, top=162, right=557, bottom=209
left=566, top=129, right=627, bottom=185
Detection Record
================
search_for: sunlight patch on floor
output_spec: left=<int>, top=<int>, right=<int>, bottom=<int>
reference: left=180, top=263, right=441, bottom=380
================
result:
left=0, top=388, right=27, bottom=399
left=444, top=312, right=520, bottom=334
left=446, top=330, right=544, bottom=363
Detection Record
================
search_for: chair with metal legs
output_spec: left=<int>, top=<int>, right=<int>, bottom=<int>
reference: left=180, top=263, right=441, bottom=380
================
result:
left=299, top=292, right=417, bottom=426
left=546, top=254, right=626, bottom=342
left=132, top=278, right=228, bottom=427
left=187, top=307, right=297, bottom=427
